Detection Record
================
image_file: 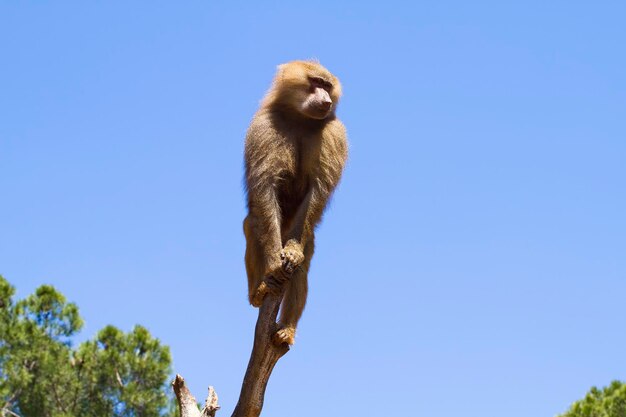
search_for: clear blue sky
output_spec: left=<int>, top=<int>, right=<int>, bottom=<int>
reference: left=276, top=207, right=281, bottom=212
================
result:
left=1, top=2, right=625, bottom=416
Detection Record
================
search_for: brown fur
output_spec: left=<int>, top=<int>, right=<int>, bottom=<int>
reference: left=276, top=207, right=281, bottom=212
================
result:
left=243, top=60, right=348, bottom=345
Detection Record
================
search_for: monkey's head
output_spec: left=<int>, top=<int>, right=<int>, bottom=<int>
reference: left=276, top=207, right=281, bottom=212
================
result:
left=264, top=60, right=342, bottom=120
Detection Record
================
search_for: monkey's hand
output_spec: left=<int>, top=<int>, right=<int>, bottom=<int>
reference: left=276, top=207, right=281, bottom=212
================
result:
left=253, top=260, right=290, bottom=305
left=281, top=239, right=305, bottom=275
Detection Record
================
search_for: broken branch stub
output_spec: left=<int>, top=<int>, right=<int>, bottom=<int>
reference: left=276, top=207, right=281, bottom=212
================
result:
left=172, top=374, right=220, bottom=417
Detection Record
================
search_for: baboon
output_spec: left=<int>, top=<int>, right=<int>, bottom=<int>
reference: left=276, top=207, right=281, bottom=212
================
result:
left=243, top=60, right=348, bottom=345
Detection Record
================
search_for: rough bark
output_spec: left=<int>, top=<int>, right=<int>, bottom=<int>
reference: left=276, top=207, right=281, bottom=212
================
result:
left=173, top=288, right=289, bottom=417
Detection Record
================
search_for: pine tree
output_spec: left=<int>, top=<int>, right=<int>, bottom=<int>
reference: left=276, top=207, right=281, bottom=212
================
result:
left=559, top=381, right=626, bottom=417
left=0, top=275, right=178, bottom=417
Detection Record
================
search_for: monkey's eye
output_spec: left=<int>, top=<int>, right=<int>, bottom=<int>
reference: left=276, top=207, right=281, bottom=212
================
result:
left=309, top=76, right=332, bottom=90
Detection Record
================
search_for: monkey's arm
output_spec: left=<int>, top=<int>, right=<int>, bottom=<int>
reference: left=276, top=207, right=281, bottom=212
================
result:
left=278, top=186, right=320, bottom=274
left=244, top=121, right=286, bottom=276
left=249, top=186, right=283, bottom=274
left=285, top=184, right=327, bottom=249
left=283, top=127, right=347, bottom=273
left=286, top=123, right=347, bottom=250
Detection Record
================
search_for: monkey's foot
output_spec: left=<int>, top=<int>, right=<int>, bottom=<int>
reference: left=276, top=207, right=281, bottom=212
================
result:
left=281, top=240, right=304, bottom=275
left=272, top=326, right=296, bottom=346
left=251, top=281, right=269, bottom=307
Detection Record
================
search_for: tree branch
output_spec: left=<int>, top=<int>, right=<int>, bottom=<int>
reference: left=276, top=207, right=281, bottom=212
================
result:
left=172, top=375, right=220, bottom=417
left=231, top=290, right=289, bottom=417
left=172, top=286, right=289, bottom=417
left=1, top=407, right=21, bottom=417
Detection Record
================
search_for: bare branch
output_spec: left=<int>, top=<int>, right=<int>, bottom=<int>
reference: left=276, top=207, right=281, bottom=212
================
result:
left=115, top=369, right=124, bottom=388
left=231, top=290, right=289, bottom=417
left=173, top=374, right=204, bottom=417
left=1, top=407, right=21, bottom=417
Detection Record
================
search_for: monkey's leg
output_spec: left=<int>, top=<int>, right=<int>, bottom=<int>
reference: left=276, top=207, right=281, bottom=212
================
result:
left=273, top=241, right=314, bottom=345
left=244, top=216, right=267, bottom=307
left=273, top=270, right=307, bottom=345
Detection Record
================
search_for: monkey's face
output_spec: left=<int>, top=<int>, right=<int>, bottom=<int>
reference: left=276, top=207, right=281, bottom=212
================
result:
left=269, top=61, right=342, bottom=120
left=299, top=76, right=335, bottom=120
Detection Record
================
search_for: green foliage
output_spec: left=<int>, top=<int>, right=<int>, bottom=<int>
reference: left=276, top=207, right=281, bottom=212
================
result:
left=559, top=381, right=626, bottom=417
left=0, top=275, right=178, bottom=417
